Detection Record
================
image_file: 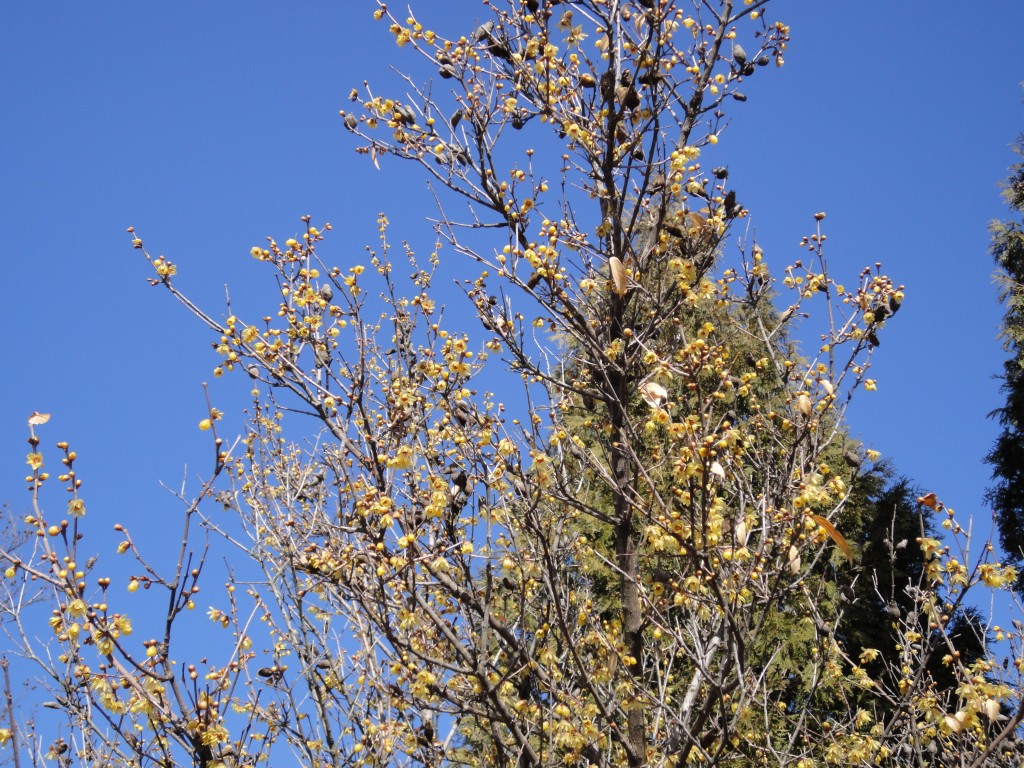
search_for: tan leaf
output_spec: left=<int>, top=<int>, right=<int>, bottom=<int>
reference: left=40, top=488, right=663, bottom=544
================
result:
left=609, top=256, right=628, bottom=296
left=820, top=379, right=834, bottom=396
left=796, top=393, right=812, bottom=417
left=787, top=545, right=801, bottom=575
left=943, top=711, right=966, bottom=733
left=734, top=520, right=749, bottom=547
left=917, top=492, right=938, bottom=510
left=709, top=461, right=725, bottom=480
left=28, top=412, right=51, bottom=426
left=638, top=381, right=668, bottom=408
left=808, top=513, right=854, bottom=564
left=983, top=698, right=1002, bottom=722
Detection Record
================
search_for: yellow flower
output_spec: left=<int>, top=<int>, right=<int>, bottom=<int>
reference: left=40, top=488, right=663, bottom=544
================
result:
left=0, top=729, right=11, bottom=746
left=864, top=379, right=877, bottom=391
left=113, top=615, right=132, bottom=636
left=26, top=453, right=43, bottom=470
left=67, top=498, right=86, bottom=518
left=859, top=648, right=880, bottom=664
left=387, top=445, right=415, bottom=470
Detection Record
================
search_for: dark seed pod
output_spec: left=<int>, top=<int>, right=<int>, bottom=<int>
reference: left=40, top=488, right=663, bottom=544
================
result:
left=843, top=451, right=862, bottom=468
left=616, top=85, right=640, bottom=110
left=731, top=92, right=748, bottom=102
left=741, top=62, right=756, bottom=76
left=452, top=402, right=472, bottom=427
left=450, top=109, right=463, bottom=129
left=732, top=43, right=748, bottom=66
left=579, top=73, right=597, bottom=89
left=638, top=69, right=662, bottom=87
left=712, top=166, right=729, bottom=179
left=343, top=113, right=358, bottom=131
left=394, top=104, right=416, bottom=125
left=756, top=55, right=771, bottom=67
left=439, top=64, right=458, bottom=79
left=319, top=283, right=334, bottom=302
left=867, top=330, right=881, bottom=347
left=663, top=222, right=685, bottom=238
left=488, top=39, right=513, bottom=61
left=888, top=294, right=902, bottom=314
left=472, top=21, right=494, bottom=43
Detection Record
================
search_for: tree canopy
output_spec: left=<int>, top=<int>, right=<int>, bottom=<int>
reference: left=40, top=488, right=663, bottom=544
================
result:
left=987, top=135, right=1024, bottom=589
left=2, top=2, right=1022, bottom=767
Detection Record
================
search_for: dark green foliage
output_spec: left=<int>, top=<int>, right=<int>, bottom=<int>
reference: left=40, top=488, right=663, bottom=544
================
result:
left=986, top=135, right=1024, bottom=587
left=838, top=472, right=988, bottom=711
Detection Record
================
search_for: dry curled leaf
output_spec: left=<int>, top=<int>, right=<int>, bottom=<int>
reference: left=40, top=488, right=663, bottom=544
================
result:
left=917, top=492, right=938, bottom=510
left=609, top=256, right=628, bottom=296
left=983, top=698, right=1002, bottom=722
left=734, top=520, right=749, bottom=547
left=796, top=393, right=812, bottom=417
left=808, top=513, right=853, bottom=564
left=943, top=710, right=966, bottom=734
left=638, top=381, right=668, bottom=408
left=787, top=545, right=801, bottom=575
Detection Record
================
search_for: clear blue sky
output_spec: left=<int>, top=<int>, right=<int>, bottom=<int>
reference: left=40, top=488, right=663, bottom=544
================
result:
left=1, top=0, right=1023, bottom=721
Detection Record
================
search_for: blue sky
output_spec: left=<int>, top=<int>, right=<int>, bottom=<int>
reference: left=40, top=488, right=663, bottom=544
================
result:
left=1, top=0, right=1024, bottom=732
